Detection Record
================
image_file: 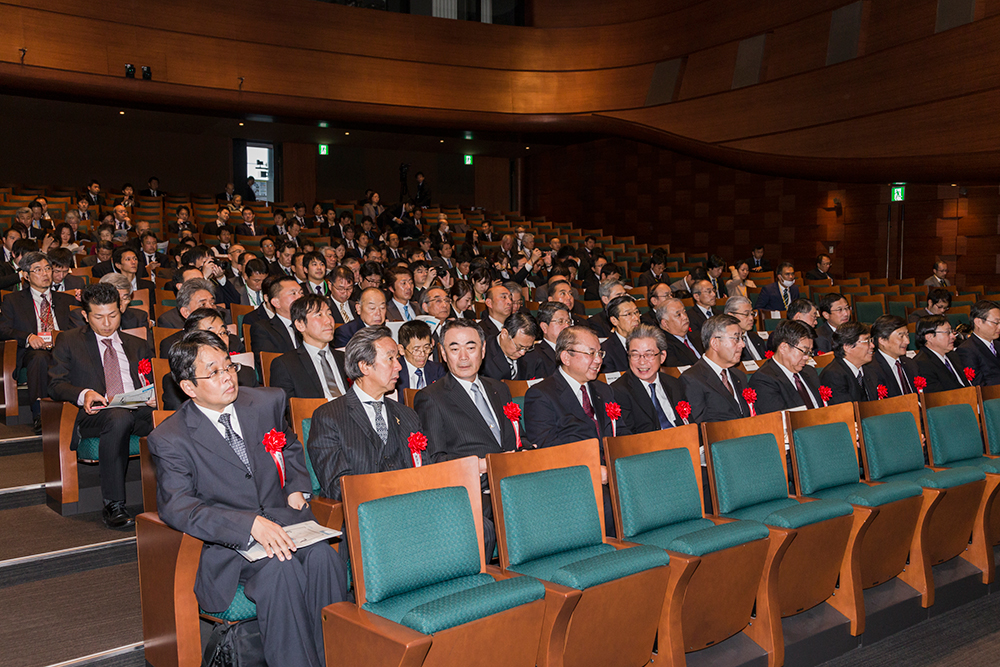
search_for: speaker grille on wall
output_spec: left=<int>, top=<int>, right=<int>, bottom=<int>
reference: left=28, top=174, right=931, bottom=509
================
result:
left=936, top=0, right=975, bottom=32
left=732, top=34, right=766, bottom=89
left=827, top=1, right=863, bottom=66
left=645, top=58, right=684, bottom=107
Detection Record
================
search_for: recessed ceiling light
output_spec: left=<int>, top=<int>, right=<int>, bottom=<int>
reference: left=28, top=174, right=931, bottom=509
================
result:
left=119, top=110, right=125, bottom=115
left=440, top=139, right=444, bottom=143
left=238, top=122, right=244, bottom=126
left=525, top=146, right=530, bottom=150
left=345, top=132, right=350, bottom=136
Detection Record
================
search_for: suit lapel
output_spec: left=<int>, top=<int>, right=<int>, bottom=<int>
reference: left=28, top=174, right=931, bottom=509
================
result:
left=295, top=347, right=324, bottom=397
left=627, top=372, right=656, bottom=424
left=82, top=329, right=106, bottom=394
left=482, top=379, right=515, bottom=446
left=184, top=400, right=253, bottom=474
left=345, top=390, right=383, bottom=452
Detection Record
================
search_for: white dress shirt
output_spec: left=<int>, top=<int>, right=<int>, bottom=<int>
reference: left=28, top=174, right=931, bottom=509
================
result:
left=355, top=384, right=389, bottom=436
left=672, top=333, right=701, bottom=359
left=77, top=331, right=136, bottom=405
left=772, top=359, right=818, bottom=408
left=194, top=401, right=244, bottom=441
left=275, top=313, right=297, bottom=345
left=393, top=299, right=414, bottom=321
left=879, top=349, right=910, bottom=394
left=332, top=298, right=354, bottom=322
left=649, top=376, right=679, bottom=424
left=559, top=367, right=588, bottom=412
left=702, top=356, right=739, bottom=402
left=930, top=348, right=965, bottom=384
left=302, top=343, right=346, bottom=400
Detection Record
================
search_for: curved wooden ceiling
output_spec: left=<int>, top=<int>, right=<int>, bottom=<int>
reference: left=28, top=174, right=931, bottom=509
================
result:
left=3, top=0, right=999, bottom=181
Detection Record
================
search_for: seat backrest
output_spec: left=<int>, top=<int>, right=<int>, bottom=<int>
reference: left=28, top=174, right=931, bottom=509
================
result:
left=792, top=422, right=860, bottom=495
left=614, top=448, right=702, bottom=537
left=860, top=412, right=925, bottom=480
left=357, top=486, right=481, bottom=603
left=926, top=403, right=985, bottom=465
left=710, top=433, right=788, bottom=514
left=499, top=465, right=603, bottom=566
left=983, top=399, right=1000, bottom=455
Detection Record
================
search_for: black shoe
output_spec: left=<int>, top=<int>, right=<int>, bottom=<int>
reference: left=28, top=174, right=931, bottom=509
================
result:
left=32, top=417, right=41, bottom=435
left=103, top=501, right=135, bottom=530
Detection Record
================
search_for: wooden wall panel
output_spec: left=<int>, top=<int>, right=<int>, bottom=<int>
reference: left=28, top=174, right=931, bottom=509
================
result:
left=678, top=42, right=739, bottom=100
left=866, top=0, right=939, bottom=52
left=282, top=143, right=317, bottom=212
left=765, top=12, right=831, bottom=80
left=474, top=157, right=511, bottom=213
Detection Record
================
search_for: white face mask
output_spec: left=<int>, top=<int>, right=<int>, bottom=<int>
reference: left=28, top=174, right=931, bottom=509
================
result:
left=516, top=232, right=524, bottom=240
left=781, top=278, right=796, bottom=288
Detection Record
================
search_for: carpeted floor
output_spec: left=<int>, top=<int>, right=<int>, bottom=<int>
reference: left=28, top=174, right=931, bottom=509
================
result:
left=0, top=451, right=43, bottom=489
left=0, top=504, right=134, bottom=561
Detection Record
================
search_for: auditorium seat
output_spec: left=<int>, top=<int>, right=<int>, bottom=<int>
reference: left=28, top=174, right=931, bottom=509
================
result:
left=605, top=426, right=774, bottom=666
left=487, top=439, right=671, bottom=667
left=260, top=351, right=280, bottom=387
left=1, top=339, right=18, bottom=422
left=787, top=403, right=923, bottom=634
left=325, top=456, right=546, bottom=667
left=291, top=397, right=343, bottom=533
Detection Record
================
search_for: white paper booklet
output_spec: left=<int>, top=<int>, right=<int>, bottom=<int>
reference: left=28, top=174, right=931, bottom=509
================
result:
left=238, top=520, right=342, bottom=562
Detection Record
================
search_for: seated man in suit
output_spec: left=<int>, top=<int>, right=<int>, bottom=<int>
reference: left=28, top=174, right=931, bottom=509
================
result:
left=657, top=297, right=703, bottom=367
left=668, top=267, right=706, bottom=298
left=332, top=286, right=387, bottom=348
left=396, top=320, right=446, bottom=391
left=480, top=312, right=540, bottom=381
left=680, top=314, right=751, bottom=423
left=820, top=322, right=875, bottom=404
left=385, top=266, right=420, bottom=322
left=235, top=258, right=269, bottom=309
left=80, top=240, right=113, bottom=269
left=914, top=316, right=971, bottom=394
left=756, top=262, right=799, bottom=312
left=636, top=254, right=666, bottom=289
left=151, top=332, right=349, bottom=667
left=600, top=295, right=641, bottom=374
left=864, top=314, right=918, bottom=398
left=249, top=275, right=304, bottom=359
left=161, top=310, right=258, bottom=409
left=908, top=287, right=952, bottom=323
left=611, top=324, right=686, bottom=434
left=745, top=245, right=771, bottom=273
left=0, top=227, right=25, bottom=291
left=47, top=248, right=86, bottom=295
left=522, top=302, right=572, bottom=380
left=98, top=273, right=151, bottom=331
left=641, top=281, right=672, bottom=328
left=956, top=300, right=1000, bottom=387
left=308, top=325, right=420, bottom=501
left=1, top=251, right=78, bottom=432
left=805, top=253, right=833, bottom=283
left=923, top=260, right=950, bottom=288
left=817, top=293, right=852, bottom=353
left=415, top=319, right=519, bottom=556
left=705, top=254, right=728, bottom=299
left=49, top=283, right=154, bottom=528
left=523, top=326, right=630, bottom=536
left=478, top=284, right=513, bottom=339
left=585, top=279, right=627, bottom=338
left=787, top=298, right=819, bottom=329
left=113, top=246, right=157, bottom=299
left=748, top=320, right=823, bottom=414
left=234, top=206, right=263, bottom=237
left=269, top=294, right=348, bottom=404
left=724, top=296, right=767, bottom=361
left=300, top=251, right=330, bottom=301
left=327, top=266, right=357, bottom=325
left=686, top=279, right=717, bottom=341
left=157, top=277, right=217, bottom=331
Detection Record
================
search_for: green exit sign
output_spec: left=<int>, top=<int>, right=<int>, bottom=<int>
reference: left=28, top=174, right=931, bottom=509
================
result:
left=318, top=144, right=328, bottom=156
left=891, top=184, right=905, bottom=202
left=464, top=155, right=473, bottom=165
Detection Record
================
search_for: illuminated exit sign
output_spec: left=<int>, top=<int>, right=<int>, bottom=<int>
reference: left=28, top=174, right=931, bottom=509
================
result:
left=464, top=155, right=473, bottom=165
left=318, top=144, right=329, bottom=156
left=891, top=184, right=905, bottom=202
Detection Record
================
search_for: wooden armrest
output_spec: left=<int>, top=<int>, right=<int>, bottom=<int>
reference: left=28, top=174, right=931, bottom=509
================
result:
left=322, top=601, right=432, bottom=667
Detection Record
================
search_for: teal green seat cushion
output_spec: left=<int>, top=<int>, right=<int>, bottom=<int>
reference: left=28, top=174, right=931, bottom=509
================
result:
left=549, top=545, right=668, bottom=590
left=77, top=435, right=141, bottom=461
left=762, top=499, right=853, bottom=529
left=792, top=423, right=860, bottom=495
left=882, top=466, right=986, bottom=488
left=943, top=457, right=1000, bottom=474
left=710, top=434, right=788, bottom=514
left=632, top=518, right=715, bottom=550
left=614, top=449, right=703, bottom=538
left=499, top=466, right=603, bottom=567
left=666, top=520, right=770, bottom=557
left=358, top=487, right=481, bottom=604
left=860, top=413, right=925, bottom=480
left=983, top=399, right=1000, bottom=455
left=810, top=481, right=922, bottom=507
left=398, top=576, right=545, bottom=635
left=926, top=404, right=987, bottom=466
left=725, top=498, right=798, bottom=523
left=301, top=418, right=322, bottom=497
left=201, top=583, right=257, bottom=621
left=364, top=573, right=494, bottom=624
left=509, top=544, right=615, bottom=581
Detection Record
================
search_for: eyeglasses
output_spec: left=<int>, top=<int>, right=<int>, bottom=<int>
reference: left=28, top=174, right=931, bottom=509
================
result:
left=406, top=344, right=434, bottom=354
left=617, top=309, right=641, bottom=318
left=426, top=297, right=450, bottom=305
left=713, top=335, right=743, bottom=344
left=511, top=341, right=535, bottom=354
left=984, top=319, right=1000, bottom=327
left=852, top=338, right=874, bottom=346
left=829, top=306, right=852, bottom=313
left=790, top=344, right=814, bottom=356
left=731, top=310, right=756, bottom=318
left=192, top=362, right=241, bottom=381
left=567, top=349, right=606, bottom=360
left=549, top=318, right=574, bottom=326
left=628, top=351, right=662, bottom=361
left=28, top=266, right=52, bottom=274
left=930, top=329, right=956, bottom=337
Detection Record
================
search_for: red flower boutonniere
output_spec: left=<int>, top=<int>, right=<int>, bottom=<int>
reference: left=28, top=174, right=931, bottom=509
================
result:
left=819, top=385, right=833, bottom=407
left=742, top=388, right=757, bottom=416
left=876, top=384, right=888, bottom=400
left=137, top=358, right=152, bottom=387
left=263, top=429, right=286, bottom=487
left=606, top=402, right=622, bottom=437
left=764, top=350, right=774, bottom=359
left=503, top=402, right=523, bottom=449
left=965, top=367, right=976, bottom=384
left=676, top=401, right=691, bottom=425
left=408, top=432, right=428, bottom=467
left=913, top=376, right=927, bottom=394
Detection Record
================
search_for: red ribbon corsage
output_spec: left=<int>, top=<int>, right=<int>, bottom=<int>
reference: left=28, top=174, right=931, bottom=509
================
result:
left=408, top=432, right=428, bottom=467
left=263, top=429, right=286, bottom=487
left=675, top=401, right=691, bottom=425
left=742, top=388, right=757, bottom=416
left=819, top=385, right=833, bottom=407
left=605, top=402, right=622, bottom=436
left=503, top=402, right=523, bottom=449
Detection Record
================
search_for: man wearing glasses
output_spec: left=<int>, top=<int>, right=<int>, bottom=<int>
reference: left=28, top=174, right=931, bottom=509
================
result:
left=914, top=316, right=970, bottom=393
left=679, top=314, right=752, bottom=423
left=611, top=325, right=687, bottom=434
left=748, top=320, right=823, bottom=414
left=48, top=283, right=155, bottom=529
left=908, top=288, right=952, bottom=323
left=724, top=296, right=767, bottom=361
left=524, top=326, right=630, bottom=536
left=481, top=312, right=540, bottom=381
left=819, top=322, right=875, bottom=404
left=956, top=300, right=1000, bottom=387
left=817, top=293, right=853, bottom=354
left=395, top=320, right=446, bottom=391
left=600, top=295, right=642, bottom=373
left=150, top=330, right=349, bottom=667
left=521, top=302, right=573, bottom=379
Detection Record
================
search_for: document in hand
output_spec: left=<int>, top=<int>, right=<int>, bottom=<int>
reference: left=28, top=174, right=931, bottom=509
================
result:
left=237, top=521, right=342, bottom=562
left=99, top=384, right=155, bottom=410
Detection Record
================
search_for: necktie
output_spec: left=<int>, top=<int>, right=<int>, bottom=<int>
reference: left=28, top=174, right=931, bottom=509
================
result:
left=793, top=373, right=814, bottom=408
left=684, top=337, right=696, bottom=353
left=781, top=287, right=790, bottom=309
left=39, top=295, right=53, bottom=331
left=470, top=383, right=501, bottom=444
left=52, top=283, right=60, bottom=292
left=720, top=369, right=733, bottom=397
left=316, top=285, right=324, bottom=296
left=317, top=350, right=343, bottom=399
left=101, top=339, right=125, bottom=398
left=649, top=383, right=673, bottom=429
left=991, top=341, right=997, bottom=357
left=415, top=368, right=425, bottom=389
left=365, top=401, right=388, bottom=444
left=508, top=357, right=517, bottom=379
left=943, top=355, right=964, bottom=384
left=338, top=302, right=349, bottom=321
left=403, top=304, right=411, bottom=321
left=895, top=359, right=912, bottom=394
left=580, top=384, right=600, bottom=436
left=218, top=413, right=251, bottom=472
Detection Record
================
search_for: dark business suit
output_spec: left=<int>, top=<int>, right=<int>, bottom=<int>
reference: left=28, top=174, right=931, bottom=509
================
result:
left=741, top=330, right=769, bottom=361
left=329, top=300, right=356, bottom=325
left=160, top=364, right=258, bottom=410
left=956, top=336, right=1000, bottom=387
left=748, top=359, right=822, bottom=414
left=746, top=257, right=772, bottom=273
left=819, top=358, right=872, bottom=404
left=48, top=327, right=154, bottom=501
left=159, top=329, right=245, bottom=361
left=611, top=371, right=687, bottom=434
left=269, top=346, right=347, bottom=402
left=250, top=316, right=296, bottom=355
left=600, top=333, right=629, bottom=374
left=478, top=312, right=502, bottom=340
left=54, top=275, right=87, bottom=293
left=908, top=308, right=935, bottom=324
left=156, top=308, right=186, bottom=329
left=687, top=305, right=714, bottom=341
left=234, top=222, right=263, bottom=237
left=480, top=335, right=529, bottom=381
left=385, top=298, right=421, bottom=323
left=805, top=269, right=832, bottom=282
left=815, top=320, right=835, bottom=354
left=756, top=283, right=800, bottom=312
left=148, top=387, right=349, bottom=667
left=268, top=261, right=295, bottom=278
left=914, top=349, right=970, bottom=394
left=864, top=351, right=918, bottom=399
left=241, top=304, right=272, bottom=330
left=331, top=318, right=366, bottom=348
left=585, top=311, right=613, bottom=338
left=308, top=389, right=420, bottom=500
left=637, top=271, right=663, bottom=288
left=680, top=359, right=750, bottom=423
left=664, top=331, right=703, bottom=367
left=397, top=358, right=446, bottom=390
left=521, top=341, right=559, bottom=380
left=0, top=289, right=77, bottom=405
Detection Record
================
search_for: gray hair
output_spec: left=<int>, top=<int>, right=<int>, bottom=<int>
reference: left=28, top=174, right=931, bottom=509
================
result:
left=15, top=207, right=31, bottom=219
left=700, top=314, right=741, bottom=350
left=598, top=278, right=626, bottom=301
left=627, top=324, right=668, bottom=353
left=64, top=210, right=81, bottom=224
left=19, top=251, right=49, bottom=272
left=654, top=297, right=685, bottom=323
left=344, top=325, right=393, bottom=380
left=176, top=278, right=215, bottom=311
left=503, top=282, right=522, bottom=301
left=723, top=296, right=752, bottom=314
left=100, top=272, right=132, bottom=295
left=555, top=325, right=598, bottom=361
left=522, top=233, right=534, bottom=243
